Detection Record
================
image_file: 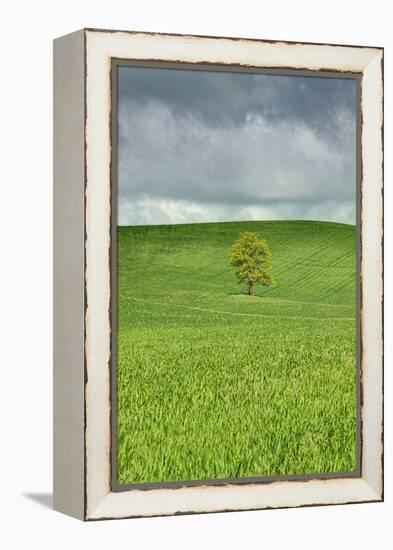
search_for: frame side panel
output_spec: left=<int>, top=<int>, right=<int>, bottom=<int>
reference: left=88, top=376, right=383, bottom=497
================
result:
left=53, top=29, right=86, bottom=520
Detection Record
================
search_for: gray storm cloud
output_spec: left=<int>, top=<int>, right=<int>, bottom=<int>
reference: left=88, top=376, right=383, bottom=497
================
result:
left=117, top=67, right=357, bottom=226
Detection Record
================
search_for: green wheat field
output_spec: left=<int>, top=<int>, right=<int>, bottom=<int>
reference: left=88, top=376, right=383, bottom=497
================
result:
left=116, top=220, right=357, bottom=484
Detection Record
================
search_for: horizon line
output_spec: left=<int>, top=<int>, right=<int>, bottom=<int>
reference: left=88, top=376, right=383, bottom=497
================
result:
left=117, top=219, right=356, bottom=229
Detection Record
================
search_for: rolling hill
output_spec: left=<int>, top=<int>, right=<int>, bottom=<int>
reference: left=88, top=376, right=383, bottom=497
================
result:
left=116, top=220, right=357, bottom=484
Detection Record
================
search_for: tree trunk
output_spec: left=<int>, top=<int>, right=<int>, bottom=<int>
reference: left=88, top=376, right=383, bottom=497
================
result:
left=247, top=281, right=253, bottom=295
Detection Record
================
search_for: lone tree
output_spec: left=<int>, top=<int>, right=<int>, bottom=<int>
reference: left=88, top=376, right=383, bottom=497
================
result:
left=229, top=231, right=275, bottom=296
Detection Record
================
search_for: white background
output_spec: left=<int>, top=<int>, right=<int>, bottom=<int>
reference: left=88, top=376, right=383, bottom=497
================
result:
left=1, top=1, right=391, bottom=548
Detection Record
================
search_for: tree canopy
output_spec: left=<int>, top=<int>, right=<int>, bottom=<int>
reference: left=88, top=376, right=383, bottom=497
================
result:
left=229, top=231, right=275, bottom=296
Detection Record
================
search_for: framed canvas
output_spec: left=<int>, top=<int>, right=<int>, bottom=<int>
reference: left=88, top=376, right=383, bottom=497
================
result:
left=53, top=28, right=384, bottom=521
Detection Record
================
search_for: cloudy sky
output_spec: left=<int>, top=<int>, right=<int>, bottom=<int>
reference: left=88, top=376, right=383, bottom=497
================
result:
left=117, top=66, right=357, bottom=226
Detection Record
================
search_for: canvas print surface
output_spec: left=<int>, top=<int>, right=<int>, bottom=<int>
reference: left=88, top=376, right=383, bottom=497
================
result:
left=114, top=65, right=358, bottom=486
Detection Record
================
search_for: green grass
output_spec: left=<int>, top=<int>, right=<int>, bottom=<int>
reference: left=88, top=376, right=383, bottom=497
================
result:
left=116, top=220, right=357, bottom=484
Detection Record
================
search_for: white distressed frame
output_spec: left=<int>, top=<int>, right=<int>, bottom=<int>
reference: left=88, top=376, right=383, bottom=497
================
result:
left=54, top=28, right=383, bottom=521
